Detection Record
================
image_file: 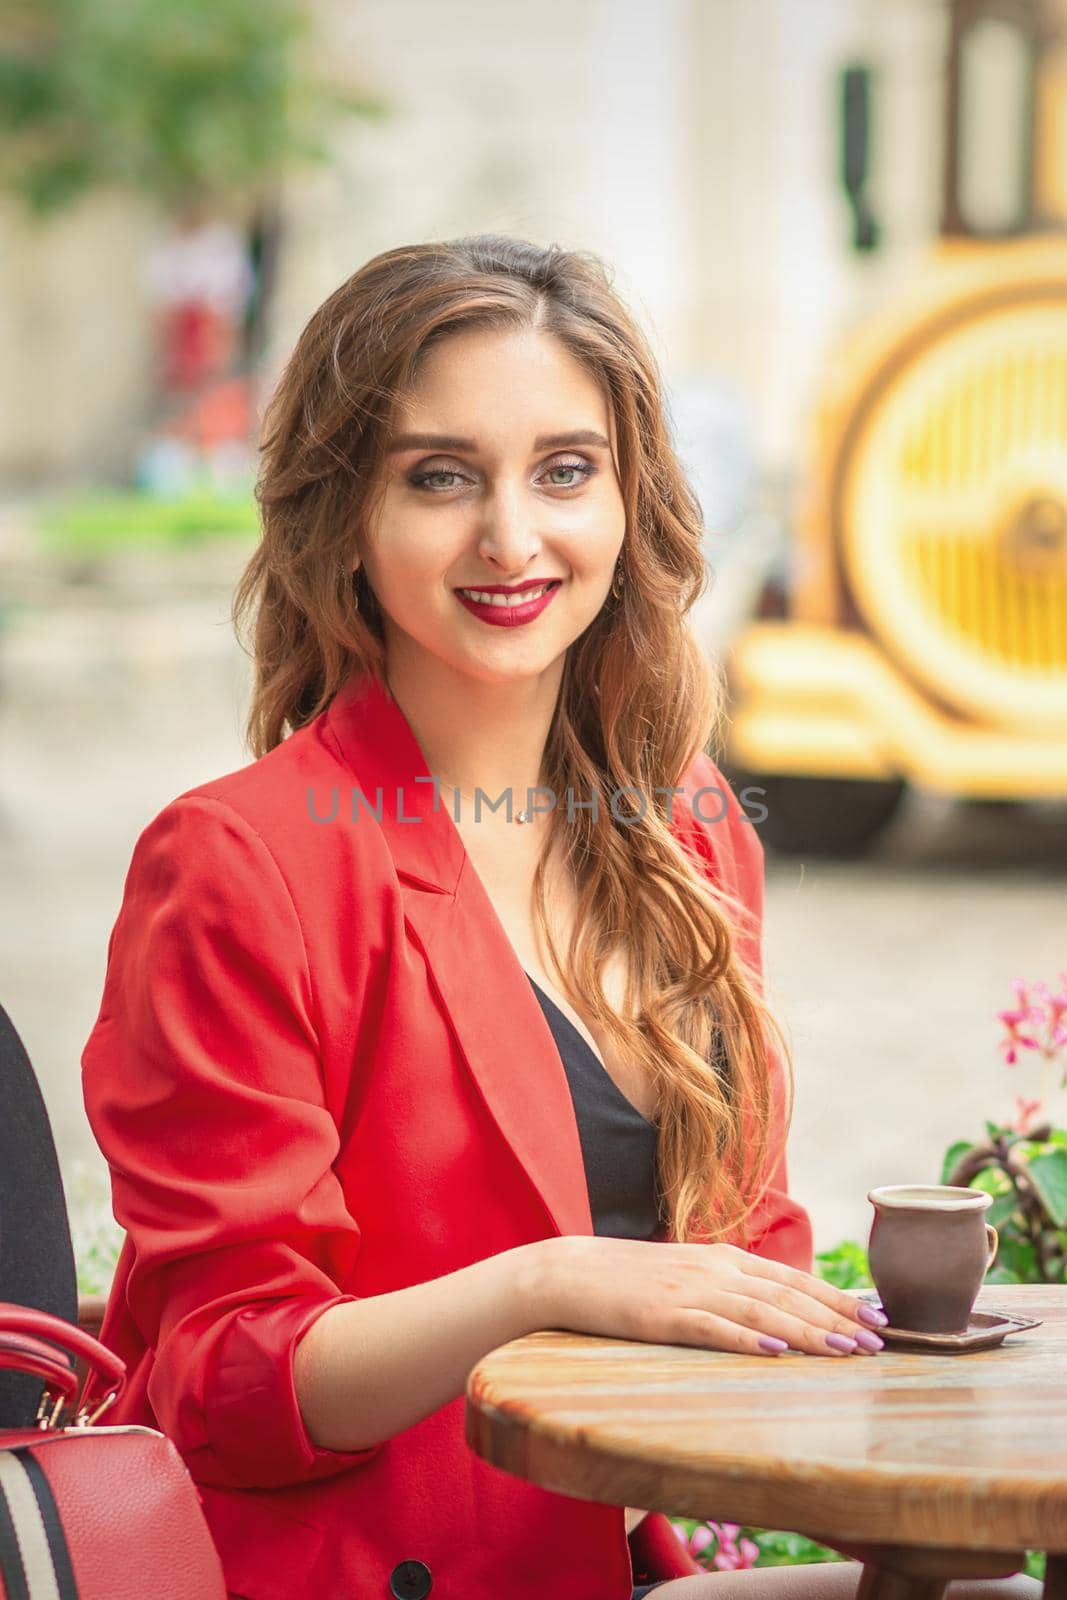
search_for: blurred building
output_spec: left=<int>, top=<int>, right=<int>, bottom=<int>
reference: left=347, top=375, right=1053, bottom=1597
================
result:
left=0, top=0, right=946, bottom=485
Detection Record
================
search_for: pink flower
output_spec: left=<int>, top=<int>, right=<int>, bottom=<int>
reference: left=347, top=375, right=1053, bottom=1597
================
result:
left=671, top=1521, right=718, bottom=1558
left=1050, top=978, right=1067, bottom=1020
left=672, top=1521, right=760, bottom=1570
left=1010, top=1095, right=1045, bottom=1135
left=997, top=978, right=1067, bottom=1082
left=689, top=1525, right=715, bottom=1557
left=713, top=1535, right=761, bottom=1571
left=997, top=1007, right=1039, bottom=1063
left=1010, top=979, right=1045, bottom=1020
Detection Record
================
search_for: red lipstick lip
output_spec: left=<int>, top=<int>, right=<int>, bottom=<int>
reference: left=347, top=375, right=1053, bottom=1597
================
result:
left=453, top=579, right=561, bottom=595
left=454, top=581, right=561, bottom=627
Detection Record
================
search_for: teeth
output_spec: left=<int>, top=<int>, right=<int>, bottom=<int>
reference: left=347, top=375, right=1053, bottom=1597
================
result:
left=459, top=584, right=553, bottom=607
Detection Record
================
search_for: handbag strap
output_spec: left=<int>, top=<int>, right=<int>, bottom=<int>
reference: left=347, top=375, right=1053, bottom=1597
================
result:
left=0, top=1447, right=78, bottom=1600
left=0, top=1332, right=79, bottom=1408
left=0, top=1304, right=125, bottom=1425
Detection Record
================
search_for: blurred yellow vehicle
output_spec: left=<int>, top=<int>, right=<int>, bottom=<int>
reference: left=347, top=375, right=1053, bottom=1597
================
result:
left=725, top=0, right=1067, bottom=853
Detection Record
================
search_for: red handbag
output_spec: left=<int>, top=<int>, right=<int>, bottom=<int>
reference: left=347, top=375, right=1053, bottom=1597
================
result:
left=0, top=1303, right=226, bottom=1600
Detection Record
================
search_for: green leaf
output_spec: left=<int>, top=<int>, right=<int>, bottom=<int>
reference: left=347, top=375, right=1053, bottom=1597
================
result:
left=985, top=1119, right=1009, bottom=1142
left=752, top=1530, right=845, bottom=1567
left=940, top=1141, right=975, bottom=1184
left=814, top=1240, right=872, bottom=1290
left=970, top=1166, right=1014, bottom=1199
left=992, top=1234, right=1040, bottom=1282
left=986, top=1267, right=1023, bottom=1284
left=1025, top=1149, right=1067, bottom=1227
left=986, top=1191, right=1022, bottom=1230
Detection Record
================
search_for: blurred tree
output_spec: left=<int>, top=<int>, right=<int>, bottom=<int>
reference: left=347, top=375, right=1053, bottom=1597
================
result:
left=0, top=0, right=386, bottom=453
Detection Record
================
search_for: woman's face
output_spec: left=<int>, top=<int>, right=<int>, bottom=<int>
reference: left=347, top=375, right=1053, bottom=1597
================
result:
left=357, top=325, right=627, bottom=689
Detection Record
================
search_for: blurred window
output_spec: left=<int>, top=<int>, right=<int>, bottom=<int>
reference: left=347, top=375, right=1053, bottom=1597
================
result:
left=957, top=17, right=1033, bottom=234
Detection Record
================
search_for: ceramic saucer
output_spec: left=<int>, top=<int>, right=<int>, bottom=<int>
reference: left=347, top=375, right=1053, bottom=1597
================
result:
left=857, top=1292, right=1043, bottom=1353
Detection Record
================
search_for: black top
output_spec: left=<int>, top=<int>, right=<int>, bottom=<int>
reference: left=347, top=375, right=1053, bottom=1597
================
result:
left=526, top=974, right=665, bottom=1240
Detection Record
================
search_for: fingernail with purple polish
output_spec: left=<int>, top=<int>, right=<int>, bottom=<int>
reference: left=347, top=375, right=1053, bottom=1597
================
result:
left=853, top=1329, right=884, bottom=1353
left=856, top=1303, right=889, bottom=1328
left=758, top=1335, right=789, bottom=1354
left=825, top=1332, right=858, bottom=1353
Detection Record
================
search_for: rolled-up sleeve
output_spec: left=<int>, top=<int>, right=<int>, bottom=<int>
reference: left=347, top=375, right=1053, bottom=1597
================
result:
left=82, top=794, right=380, bottom=1489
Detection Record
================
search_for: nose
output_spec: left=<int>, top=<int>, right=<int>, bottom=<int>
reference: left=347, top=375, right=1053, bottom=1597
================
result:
left=476, top=480, right=542, bottom=573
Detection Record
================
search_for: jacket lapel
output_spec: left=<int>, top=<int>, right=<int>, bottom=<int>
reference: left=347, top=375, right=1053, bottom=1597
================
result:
left=323, top=669, right=594, bottom=1239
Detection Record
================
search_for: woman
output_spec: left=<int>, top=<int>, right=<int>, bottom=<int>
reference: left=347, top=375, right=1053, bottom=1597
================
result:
left=81, top=236, right=1036, bottom=1600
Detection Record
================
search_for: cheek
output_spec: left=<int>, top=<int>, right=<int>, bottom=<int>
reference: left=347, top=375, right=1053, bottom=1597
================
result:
left=366, top=510, right=452, bottom=589
left=585, top=476, right=626, bottom=532
left=565, top=501, right=626, bottom=570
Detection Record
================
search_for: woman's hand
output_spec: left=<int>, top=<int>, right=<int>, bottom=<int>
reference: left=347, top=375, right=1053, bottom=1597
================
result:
left=533, top=1237, right=886, bottom=1357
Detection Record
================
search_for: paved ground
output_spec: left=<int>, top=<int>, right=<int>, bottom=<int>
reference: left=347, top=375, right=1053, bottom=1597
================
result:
left=2, top=560, right=1065, bottom=1257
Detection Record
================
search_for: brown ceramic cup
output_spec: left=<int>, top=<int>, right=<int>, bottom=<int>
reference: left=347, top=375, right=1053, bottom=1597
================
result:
left=867, top=1184, right=999, bottom=1333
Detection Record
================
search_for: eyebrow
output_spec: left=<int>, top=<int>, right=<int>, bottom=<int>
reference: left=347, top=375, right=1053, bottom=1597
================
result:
left=387, top=428, right=611, bottom=454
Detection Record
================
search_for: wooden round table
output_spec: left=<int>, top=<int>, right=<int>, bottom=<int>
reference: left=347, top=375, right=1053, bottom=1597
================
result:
left=466, top=1284, right=1067, bottom=1600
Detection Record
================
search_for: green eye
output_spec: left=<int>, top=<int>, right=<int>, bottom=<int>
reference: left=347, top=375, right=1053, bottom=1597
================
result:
left=409, top=468, right=467, bottom=491
left=544, top=462, right=595, bottom=488
left=408, top=457, right=596, bottom=492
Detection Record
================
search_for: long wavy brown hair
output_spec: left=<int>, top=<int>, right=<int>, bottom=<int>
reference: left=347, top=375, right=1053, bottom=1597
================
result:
left=232, top=233, right=792, bottom=1246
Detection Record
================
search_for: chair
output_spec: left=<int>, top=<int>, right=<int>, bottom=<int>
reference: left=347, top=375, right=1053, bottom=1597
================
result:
left=0, top=1001, right=78, bottom=1427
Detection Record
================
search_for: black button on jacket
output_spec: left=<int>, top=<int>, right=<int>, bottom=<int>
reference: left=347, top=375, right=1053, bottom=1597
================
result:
left=389, top=1558, right=432, bottom=1598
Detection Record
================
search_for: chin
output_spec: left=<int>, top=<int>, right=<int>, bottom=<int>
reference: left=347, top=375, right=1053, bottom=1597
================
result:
left=452, top=649, right=563, bottom=686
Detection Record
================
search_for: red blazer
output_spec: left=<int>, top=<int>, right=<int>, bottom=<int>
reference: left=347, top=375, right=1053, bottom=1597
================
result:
left=82, top=670, right=812, bottom=1600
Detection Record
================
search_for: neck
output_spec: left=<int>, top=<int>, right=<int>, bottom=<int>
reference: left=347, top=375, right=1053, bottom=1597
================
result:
left=384, top=649, right=565, bottom=815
